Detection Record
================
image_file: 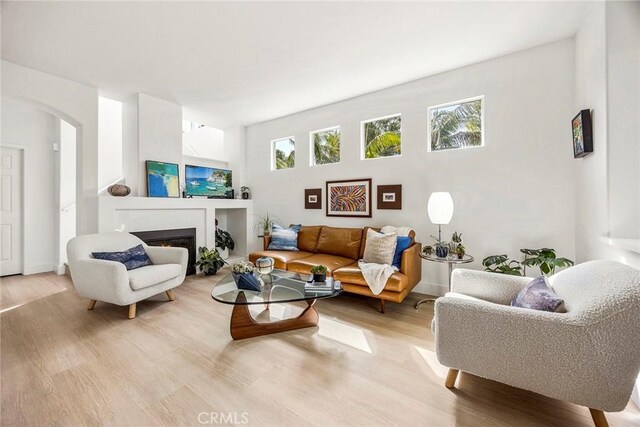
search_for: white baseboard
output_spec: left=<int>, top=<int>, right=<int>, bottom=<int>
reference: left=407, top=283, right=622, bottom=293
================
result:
left=411, top=281, right=447, bottom=298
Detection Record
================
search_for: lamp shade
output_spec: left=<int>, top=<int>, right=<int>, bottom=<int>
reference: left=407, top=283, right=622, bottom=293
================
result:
left=427, top=192, right=454, bottom=225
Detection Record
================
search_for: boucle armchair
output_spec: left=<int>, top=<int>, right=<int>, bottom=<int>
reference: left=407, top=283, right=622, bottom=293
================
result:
left=67, top=232, right=188, bottom=319
left=433, top=260, right=640, bottom=427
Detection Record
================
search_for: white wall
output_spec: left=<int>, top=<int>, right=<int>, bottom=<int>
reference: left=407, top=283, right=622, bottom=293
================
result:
left=98, top=97, right=123, bottom=190
left=574, top=2, right=640, bottom=270
left=1, top=60, right=99, bottom=235
left=57, top=119, right=76, bottom=271
left=183, top=125, right=224, bottom=160
left=1, top=101, right=56, bottom=274
left=246, top=39, right=576, bottom=294
left=137, top=93, right=183, bottom=195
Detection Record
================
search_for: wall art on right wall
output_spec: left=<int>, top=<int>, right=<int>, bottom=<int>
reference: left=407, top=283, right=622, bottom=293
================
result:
left=572, top=109, right=593, bottom=158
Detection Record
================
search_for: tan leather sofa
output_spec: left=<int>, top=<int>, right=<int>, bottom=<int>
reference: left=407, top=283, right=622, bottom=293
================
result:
left=249, top=225, right=422, bottom=312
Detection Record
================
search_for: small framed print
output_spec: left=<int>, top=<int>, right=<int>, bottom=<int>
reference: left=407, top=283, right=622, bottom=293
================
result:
left=377, top=185, right=402, bottom=210
left=326, top=179, right=372, bottom=217
left=572, top=109, right=593, bottom=158
left=305, top=188, right=322, bottom=209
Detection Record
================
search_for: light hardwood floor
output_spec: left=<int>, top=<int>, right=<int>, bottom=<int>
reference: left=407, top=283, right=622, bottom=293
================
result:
left=1, top=270, right=639, bottom=426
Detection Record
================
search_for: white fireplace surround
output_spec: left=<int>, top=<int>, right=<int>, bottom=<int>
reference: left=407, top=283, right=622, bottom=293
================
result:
left=98, top=197, right=253, bottom=259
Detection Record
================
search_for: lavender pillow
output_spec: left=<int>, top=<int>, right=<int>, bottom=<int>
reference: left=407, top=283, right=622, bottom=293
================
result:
left=511, top=276, right=564, bottom=312
left=92, top=244, right=153, bottom=271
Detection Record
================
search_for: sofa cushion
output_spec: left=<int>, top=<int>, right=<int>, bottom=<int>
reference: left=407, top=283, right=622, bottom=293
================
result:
left=287, top=254, right=356, bottom=276
left=92, top=244, right=153, bottom=270
left=297, top=226, right=322, bottom=253
left=511, top=276, right=565, bottom=312
left=362, top=229, right=397, bottom=265
left=333, top=265, right=409, bottom=292
left=316, top=226, right=363, bottom=260
left=248, top=250, right=313, bottom=270
left=392, top=236, right=413, bottom=269
left=267, top=224, right=301, bottom=251
left=128, top=263, right=182, bottom=290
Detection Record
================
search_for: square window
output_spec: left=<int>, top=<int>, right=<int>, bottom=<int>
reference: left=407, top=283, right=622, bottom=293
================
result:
left=362, top=114, right=401, bottom=159
left=428, top=97, right=484, bottom=152
left=310, top=127, right=340, bottom=165
left=272, top=137, right=295, bottom=170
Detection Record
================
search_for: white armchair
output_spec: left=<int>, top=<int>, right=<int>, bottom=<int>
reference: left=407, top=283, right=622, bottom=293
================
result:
left=67, top=232, right=188, bottom=319
left=433, top=260, right=640, bottom=427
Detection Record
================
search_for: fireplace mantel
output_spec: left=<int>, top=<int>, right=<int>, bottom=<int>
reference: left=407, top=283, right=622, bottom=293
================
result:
left=98, top=197, right=253, bottom=259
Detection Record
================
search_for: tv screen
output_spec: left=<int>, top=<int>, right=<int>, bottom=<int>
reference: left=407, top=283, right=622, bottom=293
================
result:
left=185, top=165, right=233, bottom=198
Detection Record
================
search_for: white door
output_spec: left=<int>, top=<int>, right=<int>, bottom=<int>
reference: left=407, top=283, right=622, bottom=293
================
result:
left=0, top=148, right=23, bottom=276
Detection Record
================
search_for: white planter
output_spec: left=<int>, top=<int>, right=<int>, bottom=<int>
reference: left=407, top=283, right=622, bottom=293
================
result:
left=216, top=247, right=230, bottom=260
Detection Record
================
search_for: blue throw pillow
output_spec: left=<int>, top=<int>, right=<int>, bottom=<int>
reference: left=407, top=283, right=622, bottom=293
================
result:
left=92, top=244, right=153, bottom=270
left=392, top=236, right=412, bottom=269
left=511, top=276, right=564, bottom=312
left=268, top=224, right=302, bottom=251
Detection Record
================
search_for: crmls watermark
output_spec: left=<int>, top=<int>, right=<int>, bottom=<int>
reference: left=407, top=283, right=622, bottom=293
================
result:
left=197, top=412, right=249, bottom=425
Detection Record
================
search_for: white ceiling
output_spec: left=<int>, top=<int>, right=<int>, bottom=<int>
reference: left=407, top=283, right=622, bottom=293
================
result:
left=1, top=1, right=586, bottom=128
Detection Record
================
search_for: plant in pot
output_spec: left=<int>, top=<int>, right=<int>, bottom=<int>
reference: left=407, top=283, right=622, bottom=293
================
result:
left=455, top=243, right=466, bottom=259
left=310, top=265, right=328, bottom=283
left=449, top=231, right=462, bottom=253
left=520, top=248, right=574, bottom=276
left=255, top=212, right=280, bottom=237
left=195, top=247, right=227, bottom=276
left=482, top=254, right=523, bottom=276
left=215, top=220, right=235, bottom=260
left=231, top=261, right=261, bottom=291
left=431, top=235, right=449, bottom=258
left=240, top=186, right=250, bottom=200
left=422, top=245, right=434, bottom=257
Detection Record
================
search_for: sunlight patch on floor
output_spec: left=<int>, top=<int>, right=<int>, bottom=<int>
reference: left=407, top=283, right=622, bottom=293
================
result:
left=414, top=345, right=448, bottom=380
left=318, top=317, right=372, bottom=353
left=0, top=304, right=23, bottom=313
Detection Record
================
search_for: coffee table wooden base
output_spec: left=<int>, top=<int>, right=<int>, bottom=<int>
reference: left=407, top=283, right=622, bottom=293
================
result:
left=230, top=292, right=319, bottom=340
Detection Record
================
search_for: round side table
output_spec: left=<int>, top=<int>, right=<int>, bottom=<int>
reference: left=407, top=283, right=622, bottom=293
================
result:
left=415, top=253, right=474, bottom=309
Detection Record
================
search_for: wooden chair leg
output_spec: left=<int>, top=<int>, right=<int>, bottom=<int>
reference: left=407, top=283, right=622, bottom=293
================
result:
left=445, top=369, right=459, bottom=389
left=380, top=299, right=386, bottom=313
left=128, top=303, right=137, bottom=319
left=589, top=408, right=609, bottom=427
left=166, top=290, right=175, bottom=301
left=87, top=299, right=97, bottom=310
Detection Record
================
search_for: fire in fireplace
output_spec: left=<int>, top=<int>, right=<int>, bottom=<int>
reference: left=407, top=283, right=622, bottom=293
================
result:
left=131, top=228, right=196, bottom=275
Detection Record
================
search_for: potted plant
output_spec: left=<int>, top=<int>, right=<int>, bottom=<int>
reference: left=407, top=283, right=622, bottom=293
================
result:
left=240, top=186, right=251, bottom=200
left=310, top=265, right=328, bottom=283
left=423, top=245, right=434, bottom=257
left=455, top=243, right=466, bottom=259
left=255, top=212, right=280, bottom=237
left=449, top=231, right=462, bottom=253
left=482, top=254, right=523, bottom=276
left=431, top=235, right=449, bottom=258
left=520, top=248, right=574, bottom=276
left=215, top=220, right=235, bottom=260
left=231, top=261, right=261, bottom=291
left=195, top=247, right=227, bottom=276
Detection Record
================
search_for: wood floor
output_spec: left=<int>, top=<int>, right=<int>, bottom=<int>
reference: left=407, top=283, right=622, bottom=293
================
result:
left=1, top=270, right=639, bottom=426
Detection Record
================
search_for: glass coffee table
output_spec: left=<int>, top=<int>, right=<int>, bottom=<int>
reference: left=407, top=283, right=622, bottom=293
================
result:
left=211, top=269, right=342, bottom=340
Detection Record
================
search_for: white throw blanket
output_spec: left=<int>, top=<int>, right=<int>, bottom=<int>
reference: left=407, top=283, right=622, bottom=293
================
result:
left=358, top=260, right=395, bottom=295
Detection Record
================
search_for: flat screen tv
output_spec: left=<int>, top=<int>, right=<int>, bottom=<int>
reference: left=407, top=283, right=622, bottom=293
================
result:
left=185, top=165, right=233, bottom=198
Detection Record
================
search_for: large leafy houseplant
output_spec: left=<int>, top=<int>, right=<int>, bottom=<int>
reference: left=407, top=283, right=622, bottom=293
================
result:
left=482, top=248, right=574, bottom=277
left=195, top=247, right=226, bottom=276
left=215, top=227, right=235, bottom=251
left=520, top=248, right=574, bottom=276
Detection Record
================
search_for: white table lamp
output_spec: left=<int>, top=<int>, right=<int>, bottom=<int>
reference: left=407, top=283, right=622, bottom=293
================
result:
left=428, top=192, right=454, bottom=241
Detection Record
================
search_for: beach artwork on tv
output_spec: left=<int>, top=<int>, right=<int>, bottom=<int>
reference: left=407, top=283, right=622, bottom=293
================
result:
left=146, top=160, right=180, bottom=198
left=185, top=165, right=232, bottom=197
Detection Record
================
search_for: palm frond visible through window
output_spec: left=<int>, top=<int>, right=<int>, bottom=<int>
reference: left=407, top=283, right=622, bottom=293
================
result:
left=429, top=99, right=482, bottom=151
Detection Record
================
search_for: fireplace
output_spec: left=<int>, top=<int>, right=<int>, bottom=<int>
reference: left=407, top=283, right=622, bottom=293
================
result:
left=131, top=228, right=196, bottom=276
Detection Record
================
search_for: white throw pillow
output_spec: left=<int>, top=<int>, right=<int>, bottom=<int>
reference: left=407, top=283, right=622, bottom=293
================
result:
left=363, top=229, right=397, bottom=265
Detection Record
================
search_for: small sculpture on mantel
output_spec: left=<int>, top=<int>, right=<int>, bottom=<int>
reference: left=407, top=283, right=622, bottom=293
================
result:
left=107, top=183, right=131, bottom=197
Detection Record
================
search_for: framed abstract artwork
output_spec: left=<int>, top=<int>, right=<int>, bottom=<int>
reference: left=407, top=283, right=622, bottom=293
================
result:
left=146, top=160, right=180, bottom=198
left=305, top=188, right=322, bottom=209
left=326, top=178, right=372, bottom=218
left=377, top=185, right=402, bottom=210
left=572, top=109, right=593, bottom=158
